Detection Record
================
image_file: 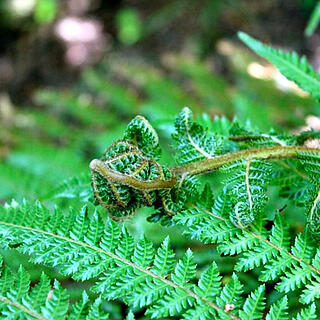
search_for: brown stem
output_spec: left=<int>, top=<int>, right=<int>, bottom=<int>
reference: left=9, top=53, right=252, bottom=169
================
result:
left=91, top=146, right=320, bottom=190
left=172, top=145, right=320, bottom=176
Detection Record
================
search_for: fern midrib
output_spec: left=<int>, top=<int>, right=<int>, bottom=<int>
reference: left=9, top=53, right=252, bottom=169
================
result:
left=0, top=295, right=48, bottom=320
left=278, top=161, right=308, bottom=180
left=193, top=205, right=320, bottom=277
left=0, top=220, right=240, bottom=320
left=245, top=159, right=253, bottom=211
left=183, top=107, right=213, bottom=159
left=310, top=187, right=320, bottom=222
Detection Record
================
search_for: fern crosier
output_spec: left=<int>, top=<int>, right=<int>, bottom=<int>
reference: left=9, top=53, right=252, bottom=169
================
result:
left=90, top=107, right=320, bottom=234
left=90, top=115, right=194, bottom=219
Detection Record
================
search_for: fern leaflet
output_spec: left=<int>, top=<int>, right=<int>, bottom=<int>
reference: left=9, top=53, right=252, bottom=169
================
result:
left=238, top=32, right=320, bottom=98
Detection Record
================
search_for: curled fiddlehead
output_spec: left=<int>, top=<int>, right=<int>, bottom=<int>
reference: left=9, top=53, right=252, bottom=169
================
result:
left=90, top=107, right=320, bottom=235
left=90, top=116, right=190, bottom=220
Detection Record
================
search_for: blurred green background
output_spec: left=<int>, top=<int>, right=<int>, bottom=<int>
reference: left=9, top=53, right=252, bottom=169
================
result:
left=1, top=0, right=320, bottom=318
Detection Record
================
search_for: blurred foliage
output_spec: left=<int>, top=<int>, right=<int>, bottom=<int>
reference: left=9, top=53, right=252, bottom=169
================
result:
left=116, top=8, right=142, bottom=45
left=34, top=0, right=58, bottom=23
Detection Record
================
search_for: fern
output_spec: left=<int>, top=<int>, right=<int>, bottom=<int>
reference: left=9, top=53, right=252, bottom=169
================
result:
left=172, top=107, right=223, bottom=164
left=174, top=200, right=320, bottom=306
left=305, top=1, right=320, bottom=36
left=1, top=201, right=315, bottom=319
left=73, top=107, right=320, bottom=316
left=89, top=106, right=320, bottom=235
left=238, top=32, right=320, bottom=98
left=220, top=159, right=273, bottom=228
left=3, top=24, right=320, bottom=318
left=0, top=258, right=107, bottom=319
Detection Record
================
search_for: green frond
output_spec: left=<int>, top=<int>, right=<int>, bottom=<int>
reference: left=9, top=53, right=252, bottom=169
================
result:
left=89, top=107, right=320, bottom=232
left=171, top=249, right=196, bottom=285
left=69, top=292, right=109, bottom=320
left=0, top=261, right=107, bottom=320
left=151, top=236, right=175, bottom=276
left=0, top=201, right=298, bottom=320
left=229, top=122, right=298, bottom=148
left=238, top=32, right=320, bottom=98
left=293, top=303, right=317, bottom=320
left=300, top=275, right=320, bottom=304
left=238, top=285, right=265, bottom=320
left=216, top=273, right=244, bottom=314
left=42, top=173, right=92, bottom=202
left=175, top=187, right=320, bottom=304
left=298, top=153, right=320, bottom=234
left=305, top=1, right=320, bottom=36
left=125, top=310, right=135, bottom=320
left=124, top=115, right=161, bottom=160
left=265, top=296, right=288, bottom=320
left=42, top=281, right=69, bottom=320
left=221, top=159, right=273, bottom=227
left=0, top=202, right=229, bottom=319
left=195, top=262, right=221, bottom=299
left=235, top=214, right=290, bottom=272
left=276, top=263, right=313, bottom=293
left=172, top=107, right=223, bottom=165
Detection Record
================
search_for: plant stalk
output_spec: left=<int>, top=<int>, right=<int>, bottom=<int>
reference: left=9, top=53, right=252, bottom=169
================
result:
left=91, top=146, right=320, bottom=190
left=172, top=145, right=320, bottom=176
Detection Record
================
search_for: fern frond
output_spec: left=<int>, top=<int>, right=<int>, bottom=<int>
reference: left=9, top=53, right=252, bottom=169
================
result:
left=0, top=201, right=300, bottom=320
left=90, top=108, right=320, bottom=230
left=221, top=159, right=273, bottom=227
left=238, top=285, right=265, bottom=320
left=265, top=296, right=288, bottom=320
left=238, top=32, right=320, bottom=98
left=69, top=292, right=109, bottom=320
left=305, top=1, right=320, bottom=36
left=175, top=188, right=320, bottom=304
left=172, top=107, right=224, bottom=164
left=293, top=303, right=317, bottom=320
left=297, top=152, right=320, bottom=235
left=0, top=259, right=106, bottom=319
left=125, top=310, right=135, bottom=320
left=42, top=173, right=92, bottom=202
left=124, top=115, right=161, bottom=160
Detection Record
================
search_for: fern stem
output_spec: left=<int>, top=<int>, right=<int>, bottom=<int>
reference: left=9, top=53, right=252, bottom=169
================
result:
left=91, top=146, right=317, bottom=191
left=0, top=220, right=241, bottom=320
left=0, top=296, right=48, bottom=320
left=173, top=146, right=320, bottom=176
left=193, top=205, right=320, bottom=276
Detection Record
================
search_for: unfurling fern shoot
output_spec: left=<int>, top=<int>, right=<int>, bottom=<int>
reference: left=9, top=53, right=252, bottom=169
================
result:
left=90, top=107, right=320, bottom=234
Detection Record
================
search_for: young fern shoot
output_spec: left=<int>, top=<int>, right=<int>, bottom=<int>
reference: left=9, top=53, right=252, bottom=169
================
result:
left=90, top=107, right=320, bottom=233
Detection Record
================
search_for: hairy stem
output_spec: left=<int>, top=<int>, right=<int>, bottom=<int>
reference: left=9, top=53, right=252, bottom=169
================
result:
left=91, top=146, right=320, bottom=191
left=173, top=145, right=320, bottom=176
